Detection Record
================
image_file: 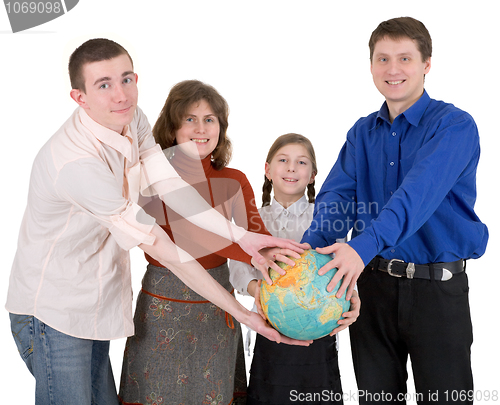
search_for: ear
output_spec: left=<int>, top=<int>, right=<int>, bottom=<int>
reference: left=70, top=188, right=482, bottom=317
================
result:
left=264, top=162, right=271, bottom=181
left=135, top=73, right=139, bottom=84
left=70, top=88, right=88, bottom=108
left=424, top=57, right=431, bottom=74
left=309, top=171, right=316, bottom=184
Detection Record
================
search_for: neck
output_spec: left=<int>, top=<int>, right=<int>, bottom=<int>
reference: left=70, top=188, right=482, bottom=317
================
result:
left=387, top=89, right=424, bottom=123
left=273, top=192, right=304, bottom=209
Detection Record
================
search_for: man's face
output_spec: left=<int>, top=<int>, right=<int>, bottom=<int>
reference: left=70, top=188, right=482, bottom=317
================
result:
left=70, top=54, right=138, bottom=134
left=371, top=36, right=431, bottom=119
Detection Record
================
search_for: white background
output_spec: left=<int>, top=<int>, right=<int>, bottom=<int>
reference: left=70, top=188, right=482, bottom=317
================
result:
left=1, top=0, right=498, bottom=403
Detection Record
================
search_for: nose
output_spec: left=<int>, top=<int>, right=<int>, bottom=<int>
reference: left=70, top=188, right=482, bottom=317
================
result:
left=113, top=84, right=127, bottom=103
left=287, top=162, right=296, bottom=172
left=387, top=59, right=401, bottom=74
left=195, top=121, right=206, bottom=133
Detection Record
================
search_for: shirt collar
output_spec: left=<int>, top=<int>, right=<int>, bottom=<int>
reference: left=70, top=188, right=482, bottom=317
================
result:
left=78, top=107, right=134, bottom=161
left=375, top=90, right=431, bottom=128
left=270, top=195, right=310, bottom=220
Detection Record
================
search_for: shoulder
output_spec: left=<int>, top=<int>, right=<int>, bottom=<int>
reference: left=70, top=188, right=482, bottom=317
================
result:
left=427, top=98, right=476, bottom=125
left=213, top=166, right=249, bottom=184
left=347, top=111, right=380, bottom=139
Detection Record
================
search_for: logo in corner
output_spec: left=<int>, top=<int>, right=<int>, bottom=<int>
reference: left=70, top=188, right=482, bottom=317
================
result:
left=4, top=0, right=79, bottom=33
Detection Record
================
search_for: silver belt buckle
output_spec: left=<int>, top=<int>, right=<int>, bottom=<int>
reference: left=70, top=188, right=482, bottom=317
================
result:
left=388, top=259, right=415, bottom=279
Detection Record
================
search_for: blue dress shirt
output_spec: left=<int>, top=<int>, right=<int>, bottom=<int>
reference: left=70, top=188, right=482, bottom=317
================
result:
left=302, top=91, right=488, bottom=265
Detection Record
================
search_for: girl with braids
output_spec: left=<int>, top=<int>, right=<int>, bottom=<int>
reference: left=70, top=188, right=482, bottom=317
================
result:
left=230, top=133, right=360, bottom=405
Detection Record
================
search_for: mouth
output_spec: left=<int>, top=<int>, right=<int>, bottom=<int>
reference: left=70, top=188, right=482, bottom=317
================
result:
left=191, top=138, right=209, bottom=143
left=386, top=80, right=405, bottom=85
left=112, top=106, right=133, bottom=114
left=283, top=178, right=298, bottom=183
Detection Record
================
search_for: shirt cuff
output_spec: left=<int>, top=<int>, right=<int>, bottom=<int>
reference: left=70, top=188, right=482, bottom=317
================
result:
left=347, top=231, right=380, bottom=266
left=109, top=202, right=156, bottom=251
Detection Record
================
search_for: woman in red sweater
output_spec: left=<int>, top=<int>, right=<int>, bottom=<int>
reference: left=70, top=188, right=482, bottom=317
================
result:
left=119, top=80, right=276, bottom=405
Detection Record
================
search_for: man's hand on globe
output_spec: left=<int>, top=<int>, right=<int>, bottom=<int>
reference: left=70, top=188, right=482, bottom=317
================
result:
left=316, top=243, right=364, bottom=300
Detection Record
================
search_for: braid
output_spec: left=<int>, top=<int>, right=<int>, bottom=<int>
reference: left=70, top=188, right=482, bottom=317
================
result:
left=262, top=176, right=273, bottom=207
left=307, top=181, right=316, bottom=203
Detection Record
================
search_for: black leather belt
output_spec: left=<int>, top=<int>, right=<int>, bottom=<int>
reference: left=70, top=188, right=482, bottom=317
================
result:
left=368, top=256, right=465, bottom=281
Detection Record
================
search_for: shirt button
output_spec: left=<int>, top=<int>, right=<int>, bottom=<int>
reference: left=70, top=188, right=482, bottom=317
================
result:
left=283, top=210, right=289, bottom=216
left=389, top=161, right=395, bottom=166
left=392, top=132, right=397, bottom=137
left=391, top=249, right=395, bottom=253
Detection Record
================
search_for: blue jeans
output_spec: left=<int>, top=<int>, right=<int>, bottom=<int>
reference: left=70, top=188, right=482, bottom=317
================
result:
left=10, top=313, right=119, bottom=405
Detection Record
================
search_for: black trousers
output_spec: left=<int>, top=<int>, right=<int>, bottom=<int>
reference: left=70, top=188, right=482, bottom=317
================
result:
left=350, top=264, right=473, bottom=404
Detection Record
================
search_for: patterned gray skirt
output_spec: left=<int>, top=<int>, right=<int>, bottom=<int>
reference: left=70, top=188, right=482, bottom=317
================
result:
left=119, top=263, right=247, bottom=405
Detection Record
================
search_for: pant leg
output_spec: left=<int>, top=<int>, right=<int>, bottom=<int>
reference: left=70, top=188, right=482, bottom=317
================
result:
left=10, top=314, right=118, bottom=405
left=406, top=271, right=473, bottom=404
left=349, top=269, right=409, bottom=404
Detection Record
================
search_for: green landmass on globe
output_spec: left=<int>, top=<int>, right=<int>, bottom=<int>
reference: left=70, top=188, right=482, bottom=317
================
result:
left=260, top=249, right=351, bottom=340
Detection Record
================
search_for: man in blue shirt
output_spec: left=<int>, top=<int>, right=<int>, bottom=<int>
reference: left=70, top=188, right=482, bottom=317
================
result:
left=302, top=17, right=488, bottom=403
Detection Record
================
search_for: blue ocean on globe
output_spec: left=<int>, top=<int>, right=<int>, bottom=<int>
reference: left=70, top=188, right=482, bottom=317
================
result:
left=260, top=249, right=351, bottom=340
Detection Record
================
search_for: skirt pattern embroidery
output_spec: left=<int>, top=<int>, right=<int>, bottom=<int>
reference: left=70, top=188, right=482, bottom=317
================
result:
left=119, top=263, right=247, bottom=405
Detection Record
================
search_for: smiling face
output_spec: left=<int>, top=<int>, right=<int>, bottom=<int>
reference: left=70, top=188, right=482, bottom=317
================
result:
left=70, top=53, right=138, bottom=134
left=175, top=99, right=220, bottom=159
left=265, top=143, right=316, bottom=206
left=371, top=36, right=431, bottom=121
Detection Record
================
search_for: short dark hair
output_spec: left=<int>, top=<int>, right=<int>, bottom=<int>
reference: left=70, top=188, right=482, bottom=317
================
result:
left=369, top=17, right=432, bottom=62
left=68, top=38, right=133, bottom=92
left=153, top=80, right=232, bottom=170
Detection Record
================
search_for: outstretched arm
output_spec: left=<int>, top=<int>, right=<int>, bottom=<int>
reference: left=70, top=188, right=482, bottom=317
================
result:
left=139, top=224, right=311, bottom=346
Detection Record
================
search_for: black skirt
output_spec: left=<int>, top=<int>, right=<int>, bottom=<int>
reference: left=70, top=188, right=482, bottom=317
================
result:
left=247, top=333, right=343, bottom=404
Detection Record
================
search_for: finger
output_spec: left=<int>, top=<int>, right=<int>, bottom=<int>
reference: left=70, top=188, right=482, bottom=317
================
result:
left=276, top=254, right=295, bottom=267
left=335, top=276, right=351, bottom=298
left=278, top=240, right=305, bottom=253
left=278, top=335, right=312, bottom=346
left=318, top=260, right=337, bottom=276
left=257, top=265, right=273, bottom=285
left=326, top=270, right=344, bottom=293
left=279, top=248, right=301, bottom=259
left=329, top=323, right=348, bottom=336
left=316, top=244, right=337, bottom=255
left=268, top=260, right=286, bottom=276
left=345, top=280, right=356, bottom=301
left=254, top=251, right=266, bottom=265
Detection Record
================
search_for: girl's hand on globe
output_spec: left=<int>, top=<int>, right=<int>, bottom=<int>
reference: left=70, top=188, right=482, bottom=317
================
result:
left=251, top=247, right=301, bottom=285
left=250, top=280, right=267, bottom=320
left=329, top=290, right=361, bottom=335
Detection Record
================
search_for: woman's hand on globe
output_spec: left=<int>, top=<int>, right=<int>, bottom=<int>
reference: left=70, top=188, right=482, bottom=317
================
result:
left=329, top=290, right=361, bottom=335
left=249, top=280, right=267, bottom=320
left=247, top=311, right=312, bottom=346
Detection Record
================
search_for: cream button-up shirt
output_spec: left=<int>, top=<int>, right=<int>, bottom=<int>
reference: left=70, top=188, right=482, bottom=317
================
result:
left=6, top=106, right=179, bottom=340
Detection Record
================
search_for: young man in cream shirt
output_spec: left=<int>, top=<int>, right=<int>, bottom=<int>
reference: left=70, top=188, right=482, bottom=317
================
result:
left=6, top=38, right=306, bottom=404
